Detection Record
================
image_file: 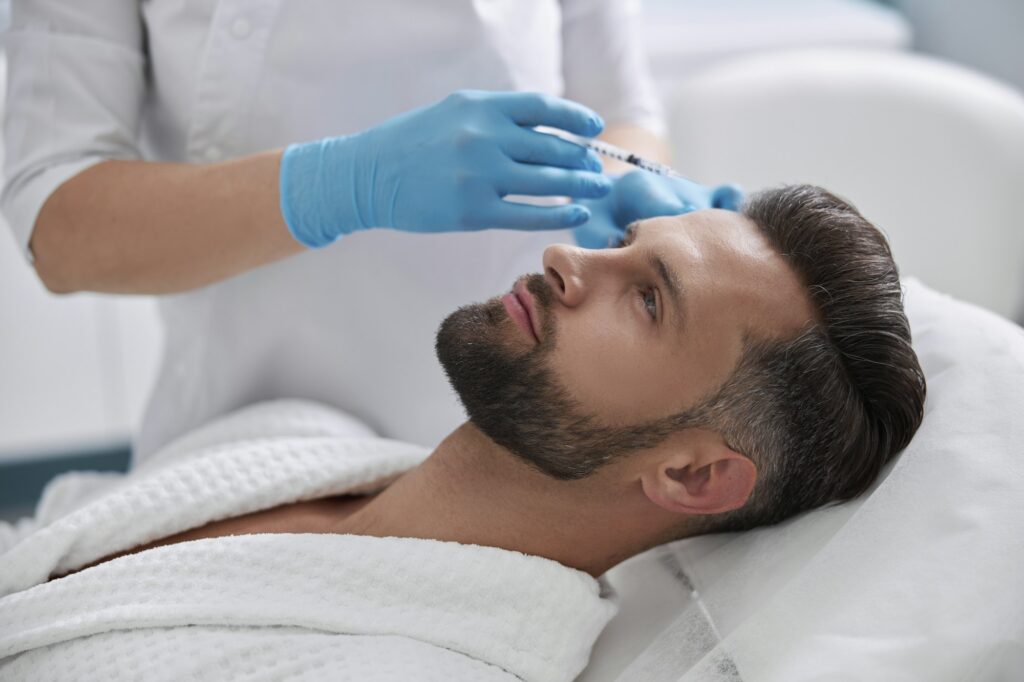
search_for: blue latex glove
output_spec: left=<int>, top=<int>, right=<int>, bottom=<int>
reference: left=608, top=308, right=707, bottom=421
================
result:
left=573, top=171, right=744, bottom=249
left=280, top=90, right=614, bottom=248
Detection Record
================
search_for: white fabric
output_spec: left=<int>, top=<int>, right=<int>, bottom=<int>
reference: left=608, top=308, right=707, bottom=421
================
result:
left=1, top=0, right=665, bottom=462
left=578, top=279, right=1024, bottom=681
left=0, top=400, right=617, bottom=682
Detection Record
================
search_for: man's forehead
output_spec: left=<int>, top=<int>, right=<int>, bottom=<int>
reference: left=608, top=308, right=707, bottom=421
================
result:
left=631, top=209, right=762, bottom=247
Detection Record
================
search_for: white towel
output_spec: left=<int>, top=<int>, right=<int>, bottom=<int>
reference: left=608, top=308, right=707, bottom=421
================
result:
left=0, top=401, right=618, bottom=681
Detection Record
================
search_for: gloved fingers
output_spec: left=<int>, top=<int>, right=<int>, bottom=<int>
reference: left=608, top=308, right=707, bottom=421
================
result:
left=711, top=183, right=745, bottom=211
left=612, top=172, right=689, bottom=222
left=483, top=200, right=592, bottom=231
left=500, top=128, right=603, bottom=172
left=661, top=175, right=715, bottom=211
left=498, top=165, right=613, bottom=199
left=489, top=91, right=605, bottom=137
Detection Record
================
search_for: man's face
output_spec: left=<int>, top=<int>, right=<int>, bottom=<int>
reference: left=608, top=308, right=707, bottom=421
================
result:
left=435, top=209, right=814, bottom=479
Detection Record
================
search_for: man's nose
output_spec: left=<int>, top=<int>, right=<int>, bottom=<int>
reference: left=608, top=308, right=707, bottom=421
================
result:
left=542, top=243, right=587, bottom=307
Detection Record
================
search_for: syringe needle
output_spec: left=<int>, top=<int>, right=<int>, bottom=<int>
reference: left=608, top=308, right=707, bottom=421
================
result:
left=558, top=132, right=698, bottom=184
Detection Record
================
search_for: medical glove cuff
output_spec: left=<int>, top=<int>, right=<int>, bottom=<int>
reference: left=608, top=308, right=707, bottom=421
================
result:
left=279, top=138, right=366, bottom=249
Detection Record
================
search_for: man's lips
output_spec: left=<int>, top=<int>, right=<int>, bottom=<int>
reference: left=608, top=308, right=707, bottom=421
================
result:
left=502, top=279, right=541, bottom=344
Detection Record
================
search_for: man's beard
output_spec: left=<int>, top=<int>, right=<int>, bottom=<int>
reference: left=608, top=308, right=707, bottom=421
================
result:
left=435, top=274, right=683, bottom=480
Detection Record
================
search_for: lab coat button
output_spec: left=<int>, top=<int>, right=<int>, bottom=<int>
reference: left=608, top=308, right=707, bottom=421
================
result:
left=230, top=17, right=252, bottom=40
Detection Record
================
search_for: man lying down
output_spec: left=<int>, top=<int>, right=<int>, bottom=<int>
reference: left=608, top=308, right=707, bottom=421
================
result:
left=0, top=185, right=926, bottom=682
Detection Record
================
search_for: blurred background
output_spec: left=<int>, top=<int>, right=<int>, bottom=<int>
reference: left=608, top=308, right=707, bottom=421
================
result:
left=2, top=0, right=1023, bottom=520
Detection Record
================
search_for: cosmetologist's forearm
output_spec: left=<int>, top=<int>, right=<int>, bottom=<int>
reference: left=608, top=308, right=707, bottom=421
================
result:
left=31, top=152, right=304, bottom=295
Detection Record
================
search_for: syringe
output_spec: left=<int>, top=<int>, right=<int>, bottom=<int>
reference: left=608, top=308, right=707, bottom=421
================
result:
left=559, top=132, right=698, bottom=184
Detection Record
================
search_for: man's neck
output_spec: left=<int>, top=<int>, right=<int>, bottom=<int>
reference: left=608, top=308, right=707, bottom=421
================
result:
left=335, top=422, right=676, bottom=578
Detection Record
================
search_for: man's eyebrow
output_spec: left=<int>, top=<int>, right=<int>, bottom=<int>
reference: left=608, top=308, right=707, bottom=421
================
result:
left=625, top=222, right=687, bottom=329
left=652, top=252, right=687, bottom=330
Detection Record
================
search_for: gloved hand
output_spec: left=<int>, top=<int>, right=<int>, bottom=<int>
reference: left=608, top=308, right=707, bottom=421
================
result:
left=573, top=171, right=744, bottom=249
left=280, top=90, right=614, bottom=248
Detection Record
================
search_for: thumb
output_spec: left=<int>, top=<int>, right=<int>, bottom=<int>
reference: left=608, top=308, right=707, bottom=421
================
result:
left=614, top=172, right=686, bottom=223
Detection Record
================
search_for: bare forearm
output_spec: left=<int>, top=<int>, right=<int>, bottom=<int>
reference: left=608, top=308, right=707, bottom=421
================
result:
left=598, top=123, right=672, bottom=175
left=31, top=152, right=304, bottom=295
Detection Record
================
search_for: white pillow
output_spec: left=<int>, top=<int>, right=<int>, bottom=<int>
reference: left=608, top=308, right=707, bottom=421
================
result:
left=583, top=278, right=1024, bottom=681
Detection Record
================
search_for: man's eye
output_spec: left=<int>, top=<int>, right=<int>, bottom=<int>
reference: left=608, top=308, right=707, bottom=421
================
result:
left=641, top=287, right=657, bottom=320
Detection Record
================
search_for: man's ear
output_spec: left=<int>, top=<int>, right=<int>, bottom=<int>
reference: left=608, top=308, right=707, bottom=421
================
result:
left=639, top=431, right=757, bottom=516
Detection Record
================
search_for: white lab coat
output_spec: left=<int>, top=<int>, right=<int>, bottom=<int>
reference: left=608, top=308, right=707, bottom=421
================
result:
left=2, top=0, right=665, bottom=463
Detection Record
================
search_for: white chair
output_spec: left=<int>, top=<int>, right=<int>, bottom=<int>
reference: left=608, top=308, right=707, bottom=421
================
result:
left=665, top=48, right=1024, bottom=321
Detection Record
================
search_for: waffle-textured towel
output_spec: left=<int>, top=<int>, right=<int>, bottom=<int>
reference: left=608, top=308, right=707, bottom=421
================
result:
left=0, top=401, right=618, bottom=681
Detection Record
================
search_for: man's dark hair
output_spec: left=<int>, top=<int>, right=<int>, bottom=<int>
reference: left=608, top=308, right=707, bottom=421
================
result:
left=683, top=184, right=927, bottom=535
